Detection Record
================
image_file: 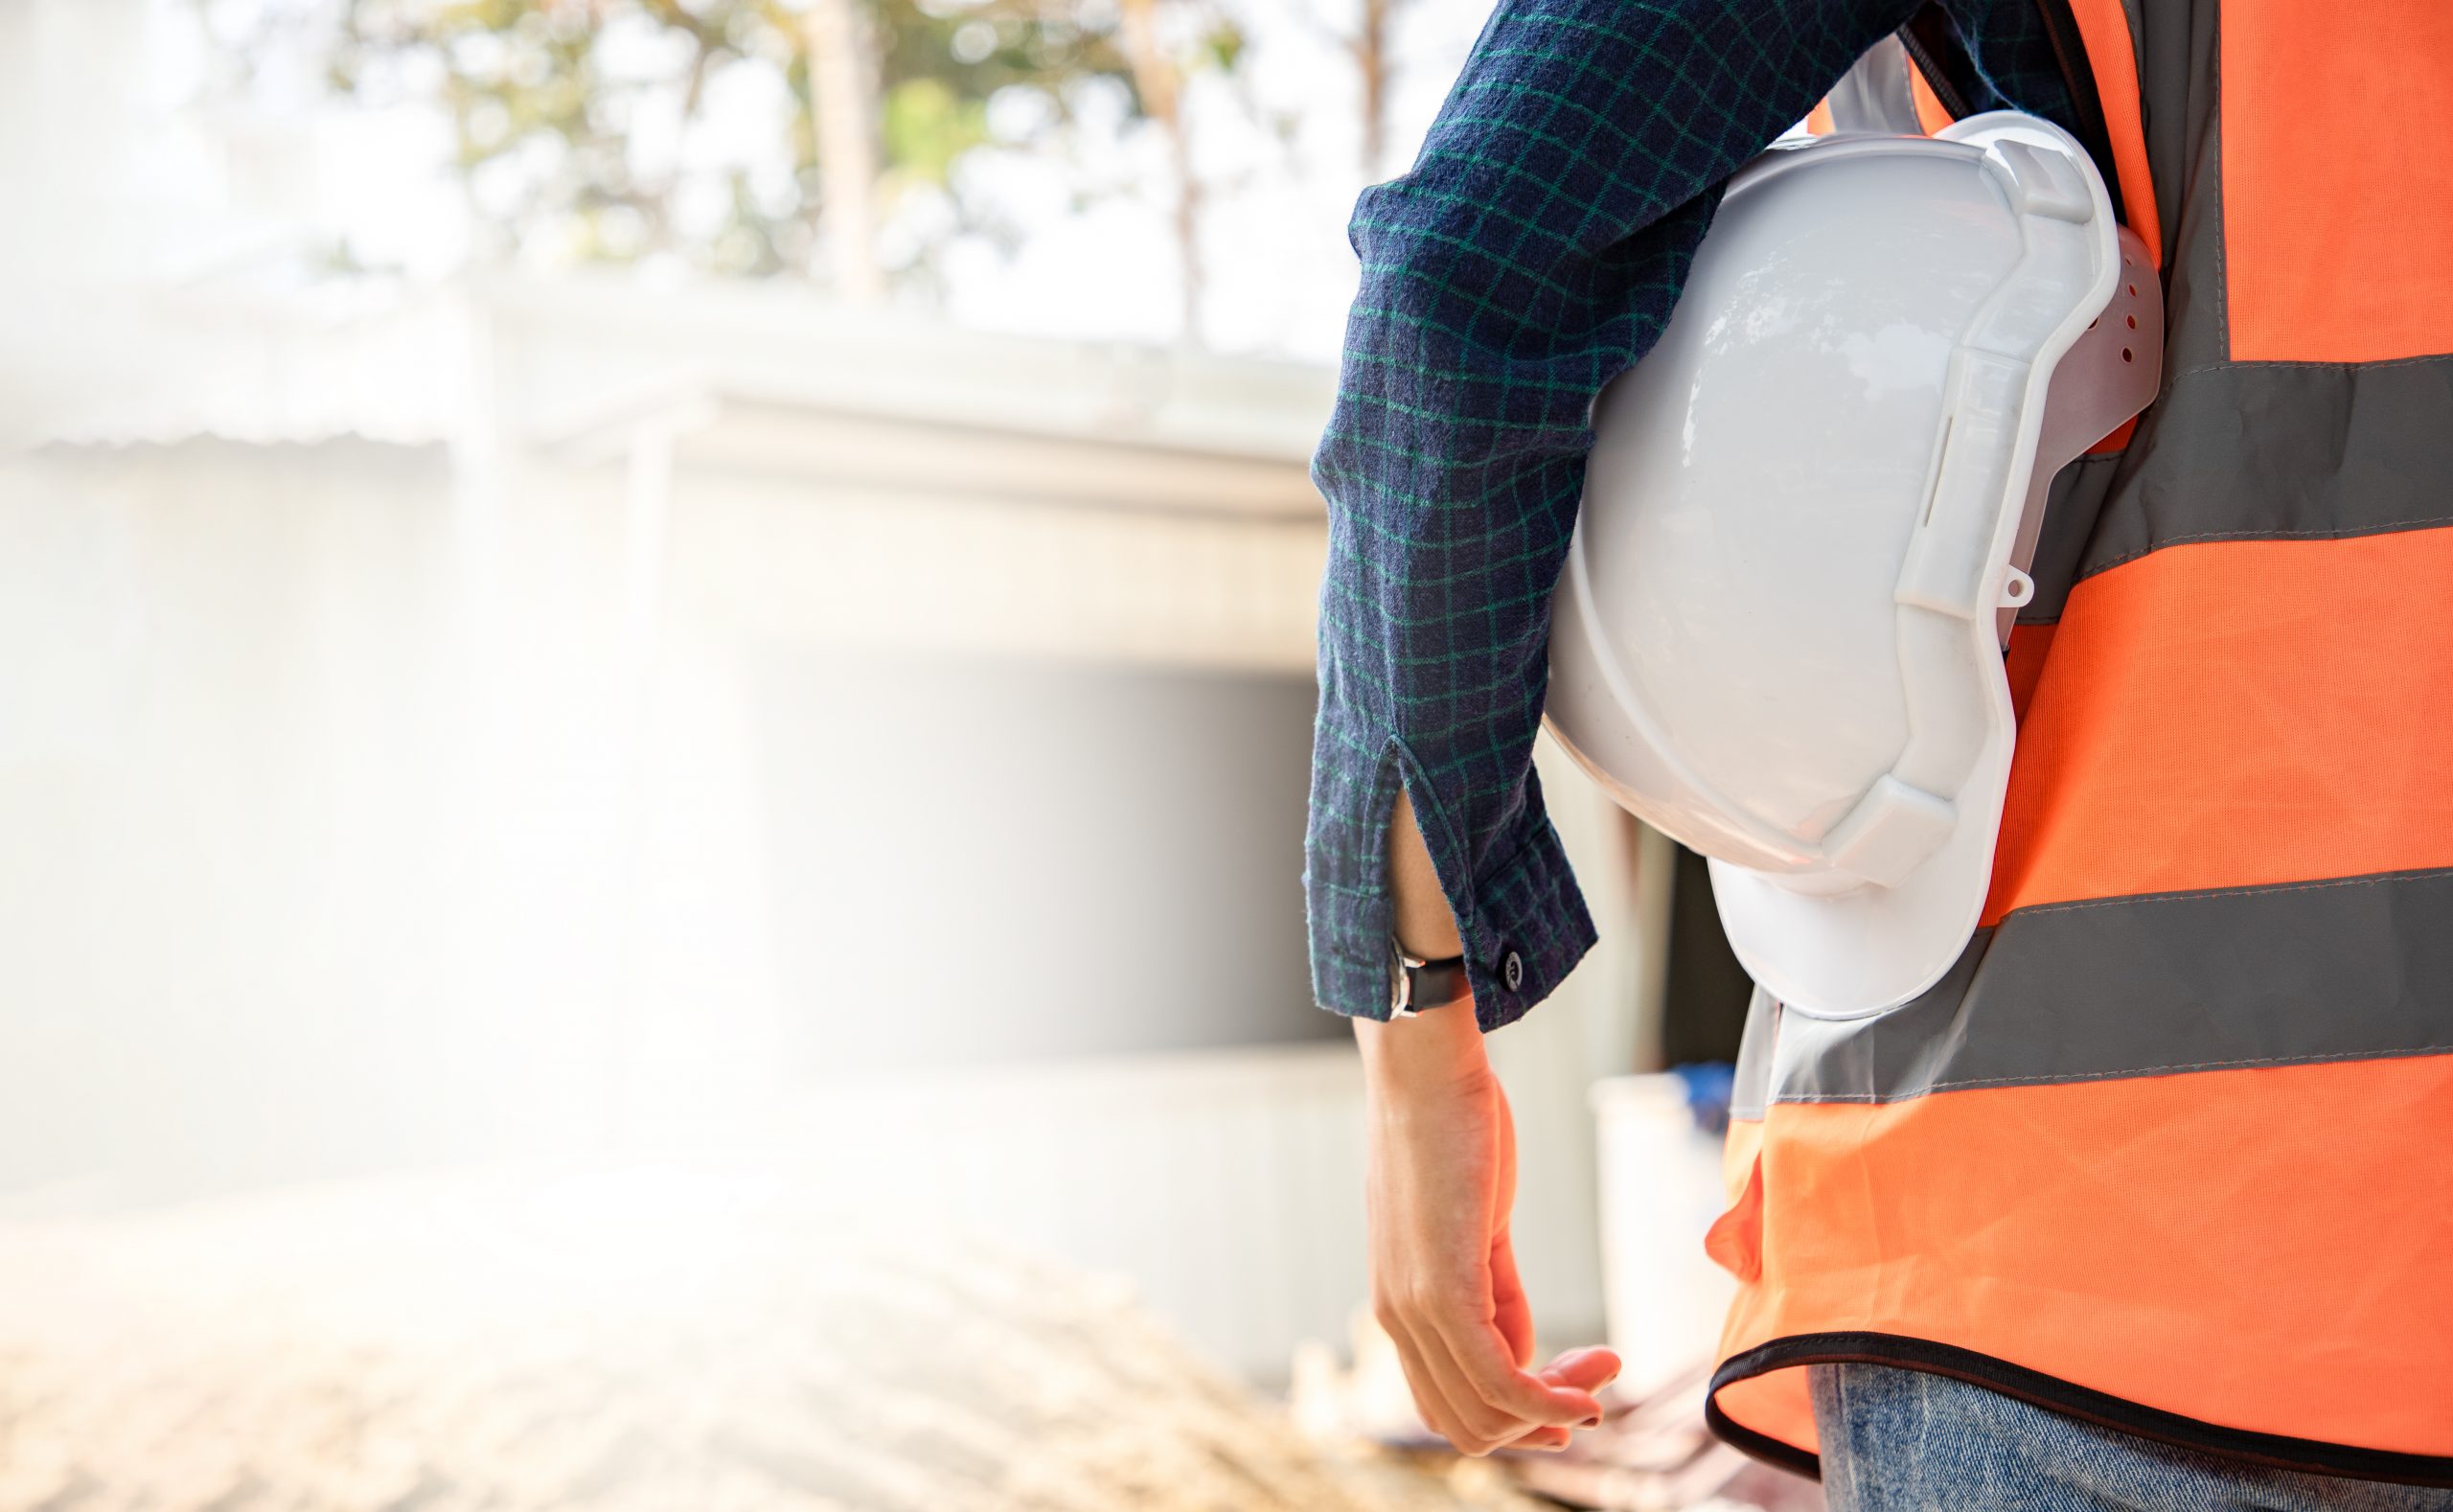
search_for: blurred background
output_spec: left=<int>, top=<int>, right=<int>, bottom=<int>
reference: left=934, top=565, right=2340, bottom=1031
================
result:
left=0, top=1, right=1790, bottom=1506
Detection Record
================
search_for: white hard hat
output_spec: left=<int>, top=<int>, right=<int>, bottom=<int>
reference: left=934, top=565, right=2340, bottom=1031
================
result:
left=1545, top=113, right=2162, bottom=1019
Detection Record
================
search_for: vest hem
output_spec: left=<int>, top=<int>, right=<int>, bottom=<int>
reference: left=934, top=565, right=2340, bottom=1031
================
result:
left=1707, top=1332, right=2453, bottom=1488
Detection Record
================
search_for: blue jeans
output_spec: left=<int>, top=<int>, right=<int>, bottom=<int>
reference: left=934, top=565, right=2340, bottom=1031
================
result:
left=1811, top=1364, right=2453, bottom=1511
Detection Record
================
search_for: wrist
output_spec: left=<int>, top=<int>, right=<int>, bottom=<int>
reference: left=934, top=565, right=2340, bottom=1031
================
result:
left=1388, top=789, right=1465, bottom=958
left=1355, top=1003, right=1487, bottom=1101
left=1391, top=900, right=1465, bottom=963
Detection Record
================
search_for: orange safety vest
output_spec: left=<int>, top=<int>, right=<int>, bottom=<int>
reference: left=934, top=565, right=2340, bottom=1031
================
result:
left=1708, top=0, right=2453, bottom=1483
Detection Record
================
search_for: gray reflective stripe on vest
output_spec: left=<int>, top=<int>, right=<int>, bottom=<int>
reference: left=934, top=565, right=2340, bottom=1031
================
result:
left=1766, top=865, right=2453, bottom=1105
left=2018, top=344, right=2453, bottom=623
left=2075, top=354, right=2453, bottom=581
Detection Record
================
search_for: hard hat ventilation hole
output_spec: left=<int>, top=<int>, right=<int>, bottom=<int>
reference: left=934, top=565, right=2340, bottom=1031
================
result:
left=2127, top=283, right=2139, bottom=297
left=2121, top=348, right=2134, bottom=363
left=2126, top=314, right=2136, bottom=329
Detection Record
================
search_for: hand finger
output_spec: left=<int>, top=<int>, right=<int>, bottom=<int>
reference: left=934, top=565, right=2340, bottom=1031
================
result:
left=1379, top=1307, right=1477, bottom=1450
left=1488, top=1226, right=1535, bottom=1369
left=1403, top=1305, right=1589, bottom=1462
left=1386, top=1321, right=1464, bottom=1444
left=1538, top=1344, right=1622, bottom=1398
left=1502, top=1423, right=1573, bottom=1453
left=1408, top=1306, right=1543, bottom=1454
left=1419, top=1291, right=1602, bottom=1431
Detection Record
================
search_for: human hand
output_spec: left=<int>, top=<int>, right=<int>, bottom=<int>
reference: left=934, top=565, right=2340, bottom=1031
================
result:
left=1355, top=1005, right=1620, bottom=1455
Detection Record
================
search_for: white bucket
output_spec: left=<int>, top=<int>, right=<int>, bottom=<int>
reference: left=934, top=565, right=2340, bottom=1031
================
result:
left=1589, top=1073, right=1740, bottom=1401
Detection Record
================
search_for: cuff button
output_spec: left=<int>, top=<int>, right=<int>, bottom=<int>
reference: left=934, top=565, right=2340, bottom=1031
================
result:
left=1502, top=950, right=1525, bottom=993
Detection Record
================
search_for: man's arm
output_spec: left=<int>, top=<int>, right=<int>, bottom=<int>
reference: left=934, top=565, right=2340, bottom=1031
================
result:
left=1357, top=790, right=1617, bottom=1455
left=1308, top=0, right=1937, bottom=1455
left=1305, top=0, right=1930, bottom=1032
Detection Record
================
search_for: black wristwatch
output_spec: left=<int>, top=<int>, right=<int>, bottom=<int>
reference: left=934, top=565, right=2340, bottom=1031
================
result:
left=1388, top=938, right=1472, bottom=1019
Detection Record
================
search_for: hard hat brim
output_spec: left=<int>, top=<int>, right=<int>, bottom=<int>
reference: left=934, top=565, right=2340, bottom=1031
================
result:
left=1705, top=702, right=2013, bottom=1019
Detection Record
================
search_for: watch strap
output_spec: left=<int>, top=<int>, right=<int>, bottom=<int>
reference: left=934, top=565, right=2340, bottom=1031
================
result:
left=1388, top=941, right=1472, bottom=1018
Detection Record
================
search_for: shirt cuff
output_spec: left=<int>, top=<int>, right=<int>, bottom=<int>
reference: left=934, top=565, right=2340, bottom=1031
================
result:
left=1456, top=817, right=1597, bottom=1031
left=1305, top=773, right=1597, bottom=1033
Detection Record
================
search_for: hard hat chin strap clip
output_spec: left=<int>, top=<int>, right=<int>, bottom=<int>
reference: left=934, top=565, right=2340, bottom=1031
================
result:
left=1819, top=776, right=1960, bottom=890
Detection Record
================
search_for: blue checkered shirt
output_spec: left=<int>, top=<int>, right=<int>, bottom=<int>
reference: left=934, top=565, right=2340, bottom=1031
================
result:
left=1306, top=0, right=2077, bottom=1028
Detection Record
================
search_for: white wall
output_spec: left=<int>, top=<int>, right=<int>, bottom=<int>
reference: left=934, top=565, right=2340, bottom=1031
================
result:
left=0, top=425, right=1657, bottom=1380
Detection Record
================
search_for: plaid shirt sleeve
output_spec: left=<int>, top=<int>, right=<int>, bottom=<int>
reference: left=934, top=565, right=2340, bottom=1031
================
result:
left=1305, top=0, right=2075, bottom=1030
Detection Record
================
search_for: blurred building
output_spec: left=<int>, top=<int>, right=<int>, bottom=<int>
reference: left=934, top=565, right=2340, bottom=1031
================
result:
left=7, top=263, right=1675, bottom=1382
left=1, top=0, right=1685, bottom=1395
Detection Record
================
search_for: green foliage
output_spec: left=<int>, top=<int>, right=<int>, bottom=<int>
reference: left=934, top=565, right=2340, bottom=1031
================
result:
left=1200, top=17, right=1243, bottom=74
left=880, top=77, right=987, bottom=188
left=313, top=0, right=1181, bottom=282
